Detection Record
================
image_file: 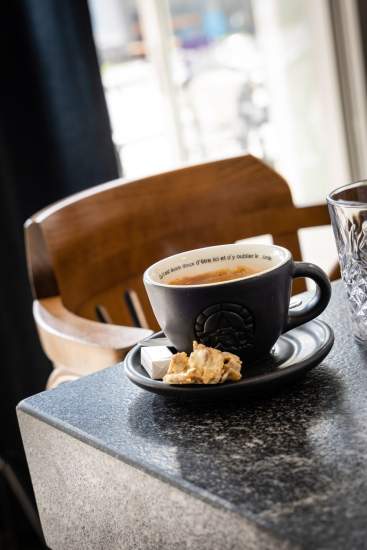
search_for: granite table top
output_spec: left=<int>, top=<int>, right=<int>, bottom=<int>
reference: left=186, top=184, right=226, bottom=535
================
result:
left=19, top=281, right=367, bottom=549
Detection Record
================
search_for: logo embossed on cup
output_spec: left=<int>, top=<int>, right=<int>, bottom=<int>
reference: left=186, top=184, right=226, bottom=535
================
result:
left=194, top=303, right=254, bottom=353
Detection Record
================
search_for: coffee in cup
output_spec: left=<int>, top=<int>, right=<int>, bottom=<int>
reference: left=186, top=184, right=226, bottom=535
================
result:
left=168, top=265, right=259, bottom=285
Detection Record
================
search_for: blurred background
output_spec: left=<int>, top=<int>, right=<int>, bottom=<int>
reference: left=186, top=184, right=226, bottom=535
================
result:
left=1, top=0, right=367, bottom=547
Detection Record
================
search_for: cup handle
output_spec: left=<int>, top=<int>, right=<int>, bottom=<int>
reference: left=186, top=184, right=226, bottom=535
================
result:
left=284, top=262, right=331, bottom=333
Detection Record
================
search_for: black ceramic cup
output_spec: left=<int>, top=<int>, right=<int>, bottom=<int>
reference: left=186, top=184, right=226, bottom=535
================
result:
left=143, top=243, right=331, bottom=362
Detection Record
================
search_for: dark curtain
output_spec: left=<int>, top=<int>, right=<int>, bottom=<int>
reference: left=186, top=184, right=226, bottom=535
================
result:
left=0, top=1, right=119, bottom=547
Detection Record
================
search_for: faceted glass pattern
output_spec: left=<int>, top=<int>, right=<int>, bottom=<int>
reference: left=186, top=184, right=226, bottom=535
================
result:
left=328, top=181, right=367, bottom=342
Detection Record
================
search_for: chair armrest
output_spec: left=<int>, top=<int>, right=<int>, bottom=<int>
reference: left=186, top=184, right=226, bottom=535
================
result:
left=33, top=297, right=153, bottom=374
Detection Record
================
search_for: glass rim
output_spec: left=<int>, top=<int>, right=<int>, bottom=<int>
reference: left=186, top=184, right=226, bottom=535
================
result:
left=327, top=180, right=367, bottom=207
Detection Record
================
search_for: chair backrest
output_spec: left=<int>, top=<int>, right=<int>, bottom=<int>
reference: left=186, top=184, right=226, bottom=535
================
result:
left=25, top=154, right=331, bottom=333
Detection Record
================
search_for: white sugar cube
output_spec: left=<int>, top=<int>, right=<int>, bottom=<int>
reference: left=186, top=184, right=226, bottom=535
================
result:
left=141, top=346, right=172, bottom=380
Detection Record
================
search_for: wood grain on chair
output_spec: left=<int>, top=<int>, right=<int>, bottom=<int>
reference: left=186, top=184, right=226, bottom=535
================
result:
left=25, top=154, right=338, bottom=386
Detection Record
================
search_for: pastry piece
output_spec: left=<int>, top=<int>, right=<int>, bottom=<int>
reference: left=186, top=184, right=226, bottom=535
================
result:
left=163, top=352, right=196, bottom=384
left=221, top=352, right=242, bottom=382
left=188, top=342, right=223, bottom=384
left=163, top=341, right=242, bottom=385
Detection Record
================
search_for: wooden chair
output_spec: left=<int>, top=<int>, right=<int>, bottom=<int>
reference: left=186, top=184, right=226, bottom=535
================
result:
left=25, top=155, right=339, bottom=387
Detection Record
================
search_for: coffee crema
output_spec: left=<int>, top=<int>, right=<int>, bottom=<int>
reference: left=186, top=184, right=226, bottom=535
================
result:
left=168, top=265, right=259, bottom=285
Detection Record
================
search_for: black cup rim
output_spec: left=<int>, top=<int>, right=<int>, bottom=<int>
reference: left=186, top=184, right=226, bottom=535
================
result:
left=144, top=243, right=291, bottom=289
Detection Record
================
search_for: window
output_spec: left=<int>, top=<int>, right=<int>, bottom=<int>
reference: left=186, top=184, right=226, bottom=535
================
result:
left=88, top=0, right=366, bottom=274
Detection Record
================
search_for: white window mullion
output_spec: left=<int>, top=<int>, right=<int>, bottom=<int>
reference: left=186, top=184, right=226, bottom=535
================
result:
left=136, top=0, right=187, bottom=164
left=330, top=0, right=367, bottom=181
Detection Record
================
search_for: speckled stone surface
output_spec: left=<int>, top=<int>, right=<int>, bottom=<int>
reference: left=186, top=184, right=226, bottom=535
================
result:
left=18, top=282, right=367, bottom=549
left=18, top=413, right=291, bottom=550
